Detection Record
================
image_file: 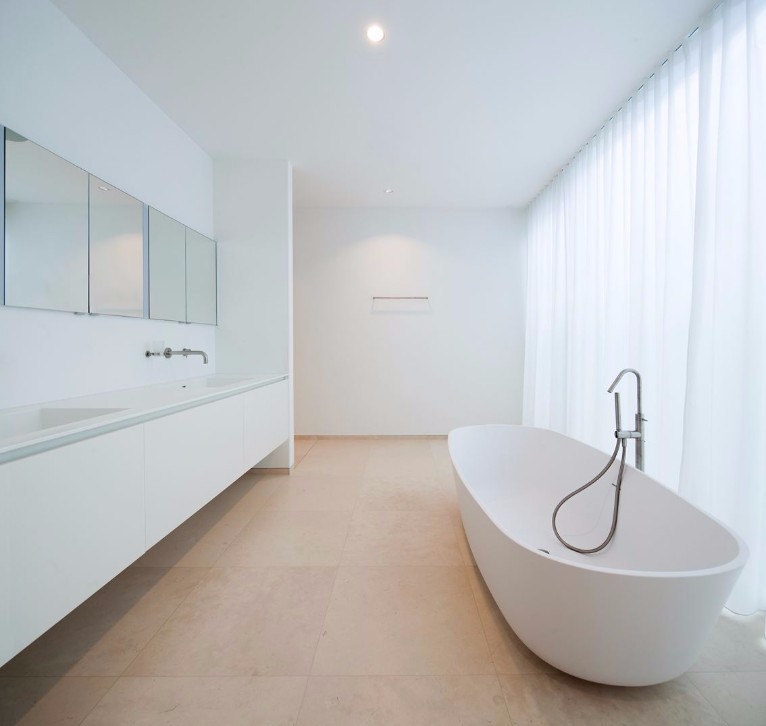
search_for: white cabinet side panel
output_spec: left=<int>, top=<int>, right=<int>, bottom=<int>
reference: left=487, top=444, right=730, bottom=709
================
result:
left=243, top=379, right=289, bottom=467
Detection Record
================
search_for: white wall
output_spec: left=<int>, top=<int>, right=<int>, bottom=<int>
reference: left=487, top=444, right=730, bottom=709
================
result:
left=214, top=159, right=294, bottom=466
left=294, top=207, right=526, bottom=435
left=0, top=0, right=215, bottom=409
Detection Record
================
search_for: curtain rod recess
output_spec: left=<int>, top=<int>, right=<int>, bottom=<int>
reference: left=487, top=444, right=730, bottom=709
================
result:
left=529, top=1, right=721, bottom=206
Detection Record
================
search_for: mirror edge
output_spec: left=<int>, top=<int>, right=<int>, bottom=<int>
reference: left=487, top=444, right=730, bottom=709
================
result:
left=1, top=124, right=5, bottom=306
left=142, top=202, right=149, bottom=318
left=214, top=237, right=218, bottom=326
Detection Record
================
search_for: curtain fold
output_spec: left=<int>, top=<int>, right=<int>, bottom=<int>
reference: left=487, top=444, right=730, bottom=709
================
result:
left=524, top=0, right=766, bottom=613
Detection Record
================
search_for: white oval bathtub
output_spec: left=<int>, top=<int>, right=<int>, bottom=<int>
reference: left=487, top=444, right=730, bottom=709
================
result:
left=448, top=424, right=748, bottom=687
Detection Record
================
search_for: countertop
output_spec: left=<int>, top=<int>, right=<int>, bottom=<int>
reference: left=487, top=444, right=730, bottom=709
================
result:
left=0, top=373, right=288, bottom=464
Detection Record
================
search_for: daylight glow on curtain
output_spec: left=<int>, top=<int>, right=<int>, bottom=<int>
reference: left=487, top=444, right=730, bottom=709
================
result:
left=524, top=0, right=766, bottom=614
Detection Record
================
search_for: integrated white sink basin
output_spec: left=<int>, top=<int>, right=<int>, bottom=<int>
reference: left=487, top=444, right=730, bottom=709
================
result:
left=0, top=407, right=127, bottom=439
left=94, top=377, right=250, bottom=408
left=0, top=372, right=288, bottom=462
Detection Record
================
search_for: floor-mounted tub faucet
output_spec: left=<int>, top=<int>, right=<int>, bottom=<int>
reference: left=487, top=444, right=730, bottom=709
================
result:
left=608, top=368, right=645, bottom=470
left=552, top=368, right=647, bottom=554
left=145, top=347, right=209, bottom=364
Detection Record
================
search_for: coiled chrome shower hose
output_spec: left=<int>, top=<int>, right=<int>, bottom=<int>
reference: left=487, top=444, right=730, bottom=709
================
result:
left=551, top=437, right=627, bottom=554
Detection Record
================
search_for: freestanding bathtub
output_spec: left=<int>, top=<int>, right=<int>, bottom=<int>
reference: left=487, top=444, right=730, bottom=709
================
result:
left=448, top=424, right=748, bottom=686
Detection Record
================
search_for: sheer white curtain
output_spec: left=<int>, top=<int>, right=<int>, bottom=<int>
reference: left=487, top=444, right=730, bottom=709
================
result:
left=524, top=0, right=766, bottom=614
left=679, top=0, right=766, bottom=615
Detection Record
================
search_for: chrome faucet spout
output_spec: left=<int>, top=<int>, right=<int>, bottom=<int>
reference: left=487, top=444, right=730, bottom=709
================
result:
left=145, top=347, right=209, bottom=364
left=608, top=368, right=642, bottom=414
left=166, top=347, right=208, bottom=364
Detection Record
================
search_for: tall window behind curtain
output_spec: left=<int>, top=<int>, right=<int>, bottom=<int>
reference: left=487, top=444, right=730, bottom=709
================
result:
left=523, top=35, right=700, bottom=487
left=524, top=0, right=765, bottom=613
left=679, top=0, right=766, bottom=615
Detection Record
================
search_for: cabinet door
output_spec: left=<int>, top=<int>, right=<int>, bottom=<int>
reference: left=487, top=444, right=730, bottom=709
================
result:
left=185, top=228, right=217, bottom=325
left=89, top=176, right=145, bottom=318
left=0, top=427, right=145, bottom=660
left=243, top=380, right=289, bottom=468
left=144, top=395, right=245, bottom=548
left=4, top=132, right=89, bottom=314
left=148, top=207, right=186, bottom=322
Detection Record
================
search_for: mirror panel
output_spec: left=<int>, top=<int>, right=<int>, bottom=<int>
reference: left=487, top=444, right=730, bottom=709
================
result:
left=1, top=127, right=5, bottom=304
left=4, top=130, right=88, bottom=313
left=185, top=228, right=216, bottom=325
left=89, top=176, right=145, bottom=317
left=148, top=207, right=185, bottom=322
left=2, top=126, right=218, bottom=326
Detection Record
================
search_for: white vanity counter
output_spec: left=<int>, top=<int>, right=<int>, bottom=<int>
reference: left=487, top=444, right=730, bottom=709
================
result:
left=0, top=372, right=290, bottom=666
left=0, top=373, right=287, bottom=463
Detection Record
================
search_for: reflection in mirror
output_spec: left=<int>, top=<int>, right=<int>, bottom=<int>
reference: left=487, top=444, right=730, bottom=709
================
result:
left=4, top=130, right=88, bottom=312
left=185, top=228, right=217, bottom=325
left=148, top=207, right=185, bottom=322
left=89, top=177, right=145, bottom=317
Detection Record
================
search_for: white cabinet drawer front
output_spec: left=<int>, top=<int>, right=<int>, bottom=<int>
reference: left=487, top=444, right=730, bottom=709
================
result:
left=144, top=395, right=245, bottom=548
left=0, top=426, right=145, bottom=658
left=243, top=379, right=289, bottom=467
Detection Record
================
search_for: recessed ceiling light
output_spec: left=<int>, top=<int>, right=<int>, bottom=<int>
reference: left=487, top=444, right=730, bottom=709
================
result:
left=366, top=24, right=385, bottom=43
left=385, top=188, right=394, bottom=194
left=98, top=185, right=110, bottom=192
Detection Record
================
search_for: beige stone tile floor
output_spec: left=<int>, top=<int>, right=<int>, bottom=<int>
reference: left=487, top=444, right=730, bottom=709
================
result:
left=0, top=436, right=764, bottom=725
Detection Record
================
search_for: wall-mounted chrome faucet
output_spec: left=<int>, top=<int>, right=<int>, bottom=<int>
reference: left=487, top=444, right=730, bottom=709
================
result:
left=145, top=347, right=209, bottom=364
left=608, top=368, right=645, bottom=470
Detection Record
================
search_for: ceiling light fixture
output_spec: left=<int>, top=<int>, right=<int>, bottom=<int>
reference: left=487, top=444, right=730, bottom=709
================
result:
left=98, top=185, right=110, bottom=192
left=385, top=188, right=394, bottom=194
left=366, top=24, right=385, bottom=43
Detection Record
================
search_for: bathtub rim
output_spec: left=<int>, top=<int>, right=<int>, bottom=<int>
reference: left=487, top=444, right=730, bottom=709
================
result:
left=448, top=423, right=749, bottom=580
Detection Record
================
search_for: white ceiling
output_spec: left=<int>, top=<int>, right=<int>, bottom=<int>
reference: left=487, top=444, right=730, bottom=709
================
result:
left=53, top=0, right=714, bottom=208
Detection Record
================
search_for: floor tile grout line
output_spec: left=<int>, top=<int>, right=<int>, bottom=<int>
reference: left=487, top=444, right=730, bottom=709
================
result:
left=451, top=487, right=518, bottom=725
left=69, top=675, right=120, bottom=726
left=34, top=666, right=758, bottom=682
left=495, top=674, right=515, bottom=726
left=498, top=677, right=521, bottom=725
left=293, top=437, right=318, bottom=466
left=110, top=565, right=212, bottom=682
left=203, top=474, right=287, bottom=568
left=294, top=449, right=367, bottom=724
left=462, top=563, right=504, bottom=682
left=683, top=673, right=734, bottom=726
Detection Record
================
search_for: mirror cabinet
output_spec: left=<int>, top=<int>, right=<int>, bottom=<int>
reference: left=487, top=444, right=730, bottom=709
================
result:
left=148, top=207, right=186, bottom=322
left=90, top=176, right=145, bottom=318
left=1, top=125, right=217, bottom=325
left=4, top=132, right=89, bottom=313
left=185, top=228, right=217, bottom=325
